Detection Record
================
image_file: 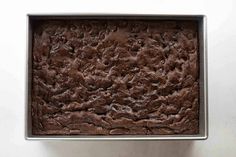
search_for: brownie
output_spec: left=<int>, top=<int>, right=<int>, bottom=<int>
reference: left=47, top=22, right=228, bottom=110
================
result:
left=31, top=19, right=199, bottom=135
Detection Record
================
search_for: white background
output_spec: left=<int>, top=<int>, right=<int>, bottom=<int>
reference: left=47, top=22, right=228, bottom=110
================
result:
left=0, top=0, right=236, bottom=156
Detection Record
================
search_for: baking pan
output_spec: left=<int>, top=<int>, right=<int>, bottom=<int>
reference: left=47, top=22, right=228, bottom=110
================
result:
left=25, top=14, right=208, bottom=140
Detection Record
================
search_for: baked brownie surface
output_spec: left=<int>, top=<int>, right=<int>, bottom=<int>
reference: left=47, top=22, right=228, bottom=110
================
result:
left=32, top=20, right=199, bottom=135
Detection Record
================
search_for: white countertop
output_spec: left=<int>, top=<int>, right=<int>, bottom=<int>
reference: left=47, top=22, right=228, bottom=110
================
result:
left=0, top=0, right=236, bottom=156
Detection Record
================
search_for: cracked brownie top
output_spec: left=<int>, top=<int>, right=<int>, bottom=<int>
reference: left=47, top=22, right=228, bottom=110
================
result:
left=31, top=19, right=199, bottom=135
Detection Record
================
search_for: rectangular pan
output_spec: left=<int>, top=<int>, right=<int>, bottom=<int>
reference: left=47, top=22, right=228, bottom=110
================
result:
left=25, top=14, right=208, bottom=140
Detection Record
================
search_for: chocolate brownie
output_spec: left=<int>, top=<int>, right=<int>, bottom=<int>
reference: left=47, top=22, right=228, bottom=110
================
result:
left=31, top=19, right=199, bottom=135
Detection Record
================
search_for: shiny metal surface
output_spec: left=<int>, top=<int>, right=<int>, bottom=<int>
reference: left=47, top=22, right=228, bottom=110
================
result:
left=25, top=14, right=208, bottom=140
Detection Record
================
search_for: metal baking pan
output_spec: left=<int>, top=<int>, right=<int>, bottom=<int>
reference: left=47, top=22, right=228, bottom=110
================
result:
left=25, top=14, right=208, bottom=140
